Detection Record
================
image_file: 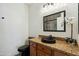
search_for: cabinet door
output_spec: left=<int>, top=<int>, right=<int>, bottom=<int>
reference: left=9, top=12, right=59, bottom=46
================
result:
left=30, top=41, right=36, bottom=56
left=30, top=46, right=36, bottom=56
left=37, top=50, right=50, bottom=56
left=53, top=49, right=67, bottom=56
left=37, top=43, right=51, bottom=55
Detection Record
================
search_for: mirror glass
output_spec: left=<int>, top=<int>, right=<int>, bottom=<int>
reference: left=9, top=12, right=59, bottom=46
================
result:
left=43, top=11, right=66, bottom=32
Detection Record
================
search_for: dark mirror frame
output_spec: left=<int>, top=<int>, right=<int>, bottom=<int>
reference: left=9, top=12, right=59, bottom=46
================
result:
left=43, top=10, right=66, bottom=32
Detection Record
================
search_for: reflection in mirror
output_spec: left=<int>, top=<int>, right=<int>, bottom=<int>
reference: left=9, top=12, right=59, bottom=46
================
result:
left=43, top=11, right=66, bottom=32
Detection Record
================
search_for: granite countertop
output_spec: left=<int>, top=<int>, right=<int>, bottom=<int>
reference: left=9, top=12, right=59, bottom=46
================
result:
left=30, top=37, right=79, bottom=56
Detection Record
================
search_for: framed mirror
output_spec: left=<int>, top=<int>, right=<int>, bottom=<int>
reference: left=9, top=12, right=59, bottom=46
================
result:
left=43, top=11, right=66, bottom=32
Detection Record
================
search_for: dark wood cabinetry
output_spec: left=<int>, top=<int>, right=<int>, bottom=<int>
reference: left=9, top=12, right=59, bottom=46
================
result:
left=30, top=41, right=36, bottom=56
left=30, top=41, right=74, bottom=56
left=53, top=49, right=67, bottom=56
left=37, top=43, right=51, bottom=56
left=37, top=50, right=50, bottom=56
left=30, top=46, right=36, bottom=56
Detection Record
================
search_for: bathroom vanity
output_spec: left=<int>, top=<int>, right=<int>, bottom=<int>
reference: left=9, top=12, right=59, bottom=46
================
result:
left=29, top=36, right=79, bottom=56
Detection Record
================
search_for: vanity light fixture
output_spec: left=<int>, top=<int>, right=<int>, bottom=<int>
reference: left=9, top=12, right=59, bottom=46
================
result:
left=43, top=3, right=54, bottom=8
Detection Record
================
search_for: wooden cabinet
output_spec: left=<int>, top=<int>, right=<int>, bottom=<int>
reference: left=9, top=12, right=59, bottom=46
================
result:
left=37, top=50, right=50, bottom=56
left=30, top=46, right=36, bottom=56
left=37, top=43, right=51, bottom=56
left=30, top=41, right=36, bottom=56
left=30, top=41, right=75, bottom=56
left=53, top=49, right=67, bottom=56
left=37, top=43, right=51, bottom=54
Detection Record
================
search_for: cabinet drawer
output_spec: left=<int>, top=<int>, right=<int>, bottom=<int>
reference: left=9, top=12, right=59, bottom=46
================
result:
left=37, top=50, right=50, bottom=56
left=30, top=46, right=36, bottom=56
left=37, top=43, right=51, bottom=54
left=30, top=41, right=36, bottom=47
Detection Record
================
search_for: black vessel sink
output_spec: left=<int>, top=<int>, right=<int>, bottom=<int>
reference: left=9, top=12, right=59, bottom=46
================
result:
left=41, top=35, right=56, bottom=44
